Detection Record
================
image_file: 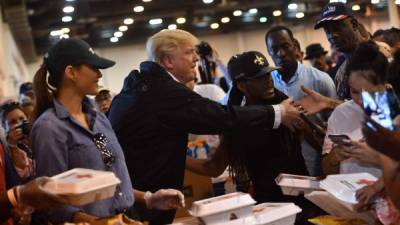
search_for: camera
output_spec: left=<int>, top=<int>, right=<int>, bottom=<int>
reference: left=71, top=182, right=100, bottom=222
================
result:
left=196, top=41, right=213, bottom=57
left=15, top=120, right=30, bottom=135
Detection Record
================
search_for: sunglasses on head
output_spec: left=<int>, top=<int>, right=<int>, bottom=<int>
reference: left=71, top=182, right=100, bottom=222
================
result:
left=93, top=133, right=115, bottom=168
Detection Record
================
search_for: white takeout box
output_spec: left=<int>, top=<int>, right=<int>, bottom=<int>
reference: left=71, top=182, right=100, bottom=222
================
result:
left=275, top=173, right=322, bottom=196
left=305, top=191, right=376, bottom=224
left=189, top=192, right=256, bottom=225
left=198, top=203, right=302, bottom=225
left=320, top=173, right=377, bottom=204
left=43, top=168, right=121, bottom=206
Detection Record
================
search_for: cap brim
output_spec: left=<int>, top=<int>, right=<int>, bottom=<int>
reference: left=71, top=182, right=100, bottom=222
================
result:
left=246, top=66, right=279, bottom=80
left=86, top=55, right=116, bottom=69
left=314, top=15, right=349, bottom=29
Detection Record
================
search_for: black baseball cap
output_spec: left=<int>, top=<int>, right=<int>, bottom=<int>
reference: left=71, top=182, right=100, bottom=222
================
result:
left=19, top=82, right=33, bottom=95
left=228, top=51, right=279, bottom=82
left=44, top=38, right=115, bottom=73
left=314, top=2, right=353, bottom=29
left=304, top=43, right=328, bottom=60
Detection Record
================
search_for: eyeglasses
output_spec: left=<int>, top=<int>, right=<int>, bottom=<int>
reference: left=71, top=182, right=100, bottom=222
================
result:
left=93, top=133, right=115, bottom=168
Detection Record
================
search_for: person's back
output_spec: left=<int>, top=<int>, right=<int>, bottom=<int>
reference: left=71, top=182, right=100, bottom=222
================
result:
left=108, top=62, right=193, bottom=192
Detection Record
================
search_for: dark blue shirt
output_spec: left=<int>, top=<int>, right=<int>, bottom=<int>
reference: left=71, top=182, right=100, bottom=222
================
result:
left=32, top=98, right=134, bottom=223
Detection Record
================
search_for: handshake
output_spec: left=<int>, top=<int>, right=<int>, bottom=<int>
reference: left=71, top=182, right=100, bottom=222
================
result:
left=278, top=97, right=305, bottom=131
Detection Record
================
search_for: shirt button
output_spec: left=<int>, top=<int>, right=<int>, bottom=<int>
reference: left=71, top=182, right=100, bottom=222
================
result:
left=118, top=192, right=123, bottom=196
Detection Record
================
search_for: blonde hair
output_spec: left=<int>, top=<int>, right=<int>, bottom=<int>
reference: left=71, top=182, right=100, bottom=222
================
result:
left=146, top=29, right=199, bottom=63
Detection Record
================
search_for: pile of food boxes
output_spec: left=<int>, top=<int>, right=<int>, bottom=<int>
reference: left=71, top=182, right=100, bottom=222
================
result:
left=181, top=192, right=302, bottom=225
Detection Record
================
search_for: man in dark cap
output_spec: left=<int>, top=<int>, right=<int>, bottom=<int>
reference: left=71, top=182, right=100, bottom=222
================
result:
left=108, top=29, right=302, bottom=225
left=186, top=51, right=324, bottom=225
left=314, top=2, right=365, bottom=100
left=305, top=43, right=336, bottom=79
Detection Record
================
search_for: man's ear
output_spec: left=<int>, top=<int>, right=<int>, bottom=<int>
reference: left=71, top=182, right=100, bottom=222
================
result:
left=160, top=55, right=174, bottom=71
left=237, top=81, right=247, bottom=93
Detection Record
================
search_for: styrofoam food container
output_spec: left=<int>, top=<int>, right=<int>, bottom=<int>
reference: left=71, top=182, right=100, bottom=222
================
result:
left=189, top=192, right=256, bottom=225
left=275, top=173, right=322, bottom=196
left=43, top=168, right=121, bottom=206
left=320, top=173, right=377, bottom=204
left=212, top=203, right=302, bottom=225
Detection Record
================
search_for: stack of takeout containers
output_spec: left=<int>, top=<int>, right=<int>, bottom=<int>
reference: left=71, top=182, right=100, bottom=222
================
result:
left=188, top=192, right=302, bottom=225
left=276, top=172, right=378, bottom=223
left=43, top=168, right=121, bottom=206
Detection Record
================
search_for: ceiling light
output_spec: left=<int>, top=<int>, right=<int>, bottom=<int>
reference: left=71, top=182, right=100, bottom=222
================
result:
left=114, top=31, right=123, bottom=37
left=62, top=16, right=73, bottom=22
left=63, top=6, right=74, bottom=13
left=288, top=3, right=298, bottom=10
left=123, top=18, right=134, bottom=25
left=60, top=34, right=69, bottom=39
left=66, top=0, right=75, bottom=2
left=50, top=30, right=64, bottom=36
left=249, top=8, right=258, bottom=14
left=272, top=10, right=282, bottom=17
left=142, top=0, right=152, bottom=2
left=110, top=37, right=119, bottom=43
left=210, top=23, right=219, bottom=29
left=371, top=0, right=379, bottom=4
left=233, top=10, right=243, bottom=16
left=295, top=12, right=305, bottom=18
left=119, top=25, right=128, bottom=32
left=61, top=28, right=70, bottom=33
left=203, top=0, right=214, bottom=3
left=149, top=18, right=163, bottom=25
left=329, top=0, right=347, bottom=3
left=259, top=17, right=267, bottom=23
left=221, top=17, right=230, bottom=23
left=176, top=17, right=186, bottom=24
left=352, top=5, right=360, bottom=11
left=396, top=0, right=400, bottom=5
left=133, top=6, right=144, bottom=12
left=168, top=24, right=177, bottom=30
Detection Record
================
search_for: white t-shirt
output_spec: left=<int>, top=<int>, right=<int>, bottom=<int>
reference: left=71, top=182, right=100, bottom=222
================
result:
left=194, top=84, right=226, bottom=102
left=323, top=100, right=382, bottom=177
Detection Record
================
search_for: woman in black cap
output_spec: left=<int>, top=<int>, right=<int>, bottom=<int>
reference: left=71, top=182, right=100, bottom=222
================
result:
left=31, top=38, right=184, bottom=224
left=187, top=51, right=323, bottom=224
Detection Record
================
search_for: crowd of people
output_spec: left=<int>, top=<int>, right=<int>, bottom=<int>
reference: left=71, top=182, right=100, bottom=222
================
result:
left=1, top=2, right=400, bottom=225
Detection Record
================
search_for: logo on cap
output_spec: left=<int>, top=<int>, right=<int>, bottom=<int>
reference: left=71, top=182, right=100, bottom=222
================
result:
left=323, top=6, right=336, bottom=16
left=89, top=48, right=95, bottom=54
left=254, top=55, right=264, bottom=66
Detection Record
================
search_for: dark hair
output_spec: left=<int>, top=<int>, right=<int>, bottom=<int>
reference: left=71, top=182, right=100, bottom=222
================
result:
left=265, top=25, right=295, bottom=43
left=388, top=49, right=400, bottom=97
left=32, top=63, right=64, bottom=120
left=95, top=89, right=111, bottom=102
left=346, top=41, right=388, bottom=85
left=1, top=101, right=24, bottom=128
left=382, top=27, right=400, bottom=47
left=372, top=29, right=385, bottom=39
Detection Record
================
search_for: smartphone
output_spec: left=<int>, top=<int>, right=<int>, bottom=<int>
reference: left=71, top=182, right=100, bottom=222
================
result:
left=328, top=134, right=352, bottom=147
left=361, top=89, right=400, bottom=131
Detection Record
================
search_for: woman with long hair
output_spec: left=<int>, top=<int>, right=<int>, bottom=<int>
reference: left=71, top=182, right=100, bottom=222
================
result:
left=31, top=38, right=183, bottom=224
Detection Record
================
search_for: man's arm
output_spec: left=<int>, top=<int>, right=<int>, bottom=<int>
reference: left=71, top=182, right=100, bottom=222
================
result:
left=156, top=83, right=300, bottom=134
left=186, top=140, right=228, bottom=177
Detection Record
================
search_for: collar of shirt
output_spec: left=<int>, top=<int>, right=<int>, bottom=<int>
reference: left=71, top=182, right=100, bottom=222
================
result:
left=53, top=97, right=97, bottom=132
left=272, top=61, right=302, bottom=86
left=167, top=71, right=181, bottom=83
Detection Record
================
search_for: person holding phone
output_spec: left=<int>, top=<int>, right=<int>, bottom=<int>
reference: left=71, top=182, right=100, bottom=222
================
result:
left=322, top=41, right=386, bottom=176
